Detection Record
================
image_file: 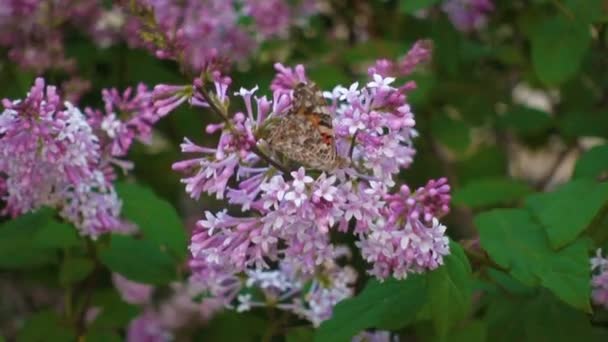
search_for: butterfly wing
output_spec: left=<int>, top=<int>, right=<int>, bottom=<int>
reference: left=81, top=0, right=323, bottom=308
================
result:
left=266, top=82, right=339, bottom=171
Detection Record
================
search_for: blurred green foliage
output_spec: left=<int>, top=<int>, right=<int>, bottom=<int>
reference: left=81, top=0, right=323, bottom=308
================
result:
left=2, top=0, right=608, bottom=341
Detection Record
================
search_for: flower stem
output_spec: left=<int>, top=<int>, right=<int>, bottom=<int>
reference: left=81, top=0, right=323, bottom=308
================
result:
left=197, top=82, right=292, bottom=176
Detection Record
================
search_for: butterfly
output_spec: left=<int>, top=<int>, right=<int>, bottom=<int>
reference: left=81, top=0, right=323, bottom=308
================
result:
left=263, top=82, right=348, bottom=172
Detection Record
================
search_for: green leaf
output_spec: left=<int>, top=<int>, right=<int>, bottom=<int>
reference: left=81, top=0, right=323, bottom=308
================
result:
left=59, top=257, right=94, bottom=285
left=89, top=290, right=138, bottom=330
left=399, top=0, right=441, bottom=14
left=33, top=220, right=80, bottom=249
left=530, top=17, right=591, bottom=85
left=486, top=269, right=534, bottom=295
left=99, top=235, right=177, bottom=285
left=453, top=178, right=532, bottom=208
left=115, top=182, right=187, bottom=259
left=562, top=0, right=604, bottom=24
left=496, top=106, right=553, bottom=138
left=456, top=147, right=507, bottom=184
left=558, top=111, right=608, bottom=139
left=16, top=310, right=75, bottom=342
left=84, top=331, right=121, bottom=342
left=525, top=180, right=608, bottom=249
left=315, top=276, right=427, bottom=342
left=475, top=209, right=591, bottom=312
left=484, top=296, right=528, bottom=342
left=343, top=40, right=403, bottom=64
left=431, top=113, right=470, bottom=155
left=427, top=242, right=473, bottom=340
left=524, top=291, right=593, bottom=342
left=485, top=291, right=593, bottom=342
left=307, top=64, right=350, bottom=89
left=0, top=208, right=58, bottom=269
left=286, top=327, right=314, bottom=342
left=573, top=144, right=608, bottom=179
left=448, top=320, right=486, bottom=342
left=195, top=311, right=266, bottom=342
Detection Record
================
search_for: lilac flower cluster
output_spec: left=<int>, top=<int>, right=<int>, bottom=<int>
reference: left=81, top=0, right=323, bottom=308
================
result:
left=0, top=78, right=166, bottom=237
left=112, top=274, right=233, bottom=342
left=441, top=0, right=494, bottom=32
left=369, top=40, right=433, bottom=79
left=167, top=40, right=451, bottom=285
left=128, top=0, right=317, bottom=71
left=591, top=248, right=608, bottom=309
left=236, top=246, right=356, bottom=327
left=0, top=1, right=130, bottom=101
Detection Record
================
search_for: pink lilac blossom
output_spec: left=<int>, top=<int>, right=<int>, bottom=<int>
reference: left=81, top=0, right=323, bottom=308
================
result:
left=112, top=274, right=153, bottom=305
left=441, top=0, right=494, bottom=32
left=369, top=40, right=433, bottom=79
left=0, top=1, right=128, bottom=70
left=127, top=311, right=173, bottom=342
left=0, top=77, right=166, bottom=237
left=167, top=39, right=450, bottom=283
left=128, top=0, right=317, bottom=71
left=0, top=78, right=121, bottom=236
left=0, top=1, right=134, bottom=102
left=117, top=274, right=237, bottom=342
left=84, top=83, right=171, bottom=180
left=236, top=247, right=356, bottom=327
left=591, top=248, right=608, bottom=309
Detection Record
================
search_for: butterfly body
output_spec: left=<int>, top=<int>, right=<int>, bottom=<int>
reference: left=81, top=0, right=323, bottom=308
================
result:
left=264, top=82, right=346, bottom=172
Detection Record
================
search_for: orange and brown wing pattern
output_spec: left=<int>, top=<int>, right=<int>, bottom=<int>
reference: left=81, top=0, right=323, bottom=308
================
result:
left=266, top=82, right=342, bottom=171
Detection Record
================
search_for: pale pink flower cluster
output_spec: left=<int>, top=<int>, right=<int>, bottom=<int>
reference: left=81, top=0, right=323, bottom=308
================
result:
left=591, top=248, right=608, bottom=309
left=129, top=0, right=318, bottom=71
left=0, top=78, right=167, bottom=237
left=236, top=247, right=356, bottom=326
left=113, top=274, right=236, bottom=342
left=165, top=40, right=451, bottom=287
left=441, top=0, right=494, bottom=32
left=0, top=1, right=132, bottom=101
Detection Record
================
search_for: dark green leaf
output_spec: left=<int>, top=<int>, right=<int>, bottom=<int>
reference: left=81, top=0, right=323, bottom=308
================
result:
left=475, top=209, right=591, bottom=311
left=558, top=111, right=608, bottom=139
left=315, top=276, right=427, bottom=342
left=33, top=220, right=80, bottom=249
left=485, top=291, right=593, bottom=342
left=431, top=113, right=470, bottom=155
left=484, top=296, right=528, bottom=342
left=16, top=311, right=75, bottom=342
left=99, top=235, right=177, bottom=285
left=286, top=327, right=314, bottom=342
left=453, top=178, right=532, bottom=208
left=562, top=0, right=604, bottom=24
left=0, top=208, right=58, bottom=269
left=59, top=257, right=94, bottom=285
left=343, top=40, right=403, bottom=64
left=116, top=182, right=187, bottom=259
left=307, top=64, right=350, bottom=89
left=496, top=106, right=553, bottom=138
left=427, top=242, right=473, bottom=340
left=89, top=290, right=138, bottom=330
left=84, top=331, right=121, bottom=342
left=448, top=320, right=486, bottom=342
left=525, top=179, right=608, bottom=249
left=573, top=144, right=608, bottom=179
left=399, top=0, right=441, bottom=14
left=524, top=291, right=593, bottom=342
left=531, top=17, right=591, bottom=85
left=195, top=311, right=266, bottom=342
left=456, top=147, right=507, bottom=184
